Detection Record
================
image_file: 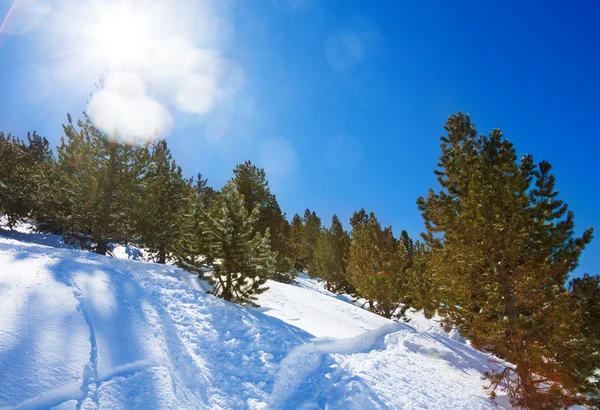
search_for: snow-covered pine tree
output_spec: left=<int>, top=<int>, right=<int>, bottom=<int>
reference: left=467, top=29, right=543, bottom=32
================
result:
left=346, top=210, right=412, bottom=319
left=203, top=182, right=276, bottom=304
left=417, top=112, right=596, bottom=408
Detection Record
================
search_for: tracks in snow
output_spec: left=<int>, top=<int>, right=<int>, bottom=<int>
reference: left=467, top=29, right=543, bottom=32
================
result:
left=70, top=281, right=100, bottom=409
left=8, top=269, right=163, bottom=410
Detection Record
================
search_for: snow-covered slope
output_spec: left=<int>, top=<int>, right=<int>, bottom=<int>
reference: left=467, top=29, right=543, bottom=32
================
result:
left=0, top=228, right=510, bottom=409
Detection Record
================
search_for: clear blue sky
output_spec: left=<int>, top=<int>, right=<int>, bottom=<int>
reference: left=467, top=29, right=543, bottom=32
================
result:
left=1, top=0, right=598, bottom=277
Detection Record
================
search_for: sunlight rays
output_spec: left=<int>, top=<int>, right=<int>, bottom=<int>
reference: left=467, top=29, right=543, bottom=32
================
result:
left=25, top=0, right=244, bottom=142
left=84, top=2, right=154, bottom=69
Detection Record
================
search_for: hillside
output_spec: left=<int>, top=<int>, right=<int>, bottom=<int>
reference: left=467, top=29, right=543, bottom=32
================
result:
left=0, top=227, right=511, bottom=409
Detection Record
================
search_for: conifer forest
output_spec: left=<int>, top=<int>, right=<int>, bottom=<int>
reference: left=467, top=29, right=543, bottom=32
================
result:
left=1, top=111, right=598, bottom=409
left=1, top=2, right=599, bottom=409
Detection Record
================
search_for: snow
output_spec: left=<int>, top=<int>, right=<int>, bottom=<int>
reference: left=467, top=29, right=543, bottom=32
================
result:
left=256, top=275, right=391, bottom=339
left=0, top=225, right=511, bottom=409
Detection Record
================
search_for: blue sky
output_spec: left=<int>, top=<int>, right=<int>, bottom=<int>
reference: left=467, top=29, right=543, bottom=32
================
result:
left=0, top=0, right=598, bottom=277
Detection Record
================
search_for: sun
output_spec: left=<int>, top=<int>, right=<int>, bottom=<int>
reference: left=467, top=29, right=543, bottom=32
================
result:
left=85, top=3, right=154, bottom=69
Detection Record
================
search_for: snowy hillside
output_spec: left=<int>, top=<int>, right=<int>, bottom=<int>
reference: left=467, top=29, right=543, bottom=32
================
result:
left=0, top=228, right=511, bottom=409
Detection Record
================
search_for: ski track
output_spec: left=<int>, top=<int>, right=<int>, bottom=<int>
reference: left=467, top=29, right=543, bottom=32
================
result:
left=0, top=238, right=310, bottom=409
left=0, top=231, right=512, bottom=409
left=70, top=281, right=100, bottom=410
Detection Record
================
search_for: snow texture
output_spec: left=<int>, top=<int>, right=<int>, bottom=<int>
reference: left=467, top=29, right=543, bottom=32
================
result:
left=0, top=226, right=511, bottom=409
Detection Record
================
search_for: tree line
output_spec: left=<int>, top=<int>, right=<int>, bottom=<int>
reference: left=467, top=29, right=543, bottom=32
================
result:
left=0, top=112, right=598, bottom=408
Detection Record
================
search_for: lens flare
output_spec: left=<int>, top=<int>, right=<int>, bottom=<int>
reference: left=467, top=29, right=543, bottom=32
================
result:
left=84, top=3, right=154, bottom=69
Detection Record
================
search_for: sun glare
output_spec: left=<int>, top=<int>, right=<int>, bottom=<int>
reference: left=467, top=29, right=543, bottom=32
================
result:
left=32, top=0, right=239, bottom=141
left=86, top=4, right=154, bottom=68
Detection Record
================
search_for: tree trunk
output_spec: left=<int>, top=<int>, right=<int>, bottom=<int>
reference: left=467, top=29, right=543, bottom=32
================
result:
left=518, top=368, right=541, bottom=410
left=158, top=247, right=166, bottom=264
left=497, top=261, right=517, bottom=337
left=96, top=240, right=107, bottom=256
left=498, top=262, right=541, bottom=407
left=221, top=271, right=233, bottom=302
left=97, top=142, right=118, bottom=257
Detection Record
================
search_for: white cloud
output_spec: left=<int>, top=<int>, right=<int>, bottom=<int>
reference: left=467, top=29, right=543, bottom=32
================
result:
left=81, top=1, right=244, bottom=141
left=87, top=72, right=172, bottom=143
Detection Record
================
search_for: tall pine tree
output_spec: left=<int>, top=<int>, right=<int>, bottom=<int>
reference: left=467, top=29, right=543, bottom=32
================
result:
left=135, top=140, right=188, bottom=263
left=52, top=115, right=143, bottom=255
left=289, top=213, right=305, bottom=271
left=312, top=215, right=354, bottom=293
left=417, top=113, right=595, bottom=408
left=301, top=209, right=321, bottom=275
left=232, top=161, right=295, bottom=282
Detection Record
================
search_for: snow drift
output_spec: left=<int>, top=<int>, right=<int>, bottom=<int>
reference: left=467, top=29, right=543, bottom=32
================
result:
left=0, top=229, right=509, bottom=409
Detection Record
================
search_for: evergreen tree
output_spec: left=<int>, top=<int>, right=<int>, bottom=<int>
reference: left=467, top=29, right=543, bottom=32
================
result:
left=349, top=208, right=369, bottom=230
left=301, top=209, right=321, bottom=275
left=194, top=172, right=218, bottom=208
left=417, top=113, right=595, bottom=408
left=399, top=230, right=414, bottom=259
left=398, top=229, right=439, bottom=318
left=52, top=115, right=144, bottom=255
left=173, top=177, right=212, bottom=275
left=568, top=274, right=600, bottom=407
left=135, top=140, right=188, bottom=263
left=203, top=182, right=276, bottom=304
left=346, top=211, right=412, bottom=318
left=289, top=213, right=305, bottom=271
left=232, top=161, right=296, bottom=282
left=312, top=215, right=354, bottom=293
left=0, top=131, right=53, bottom=229
left=570, top=274, right=600, bottom=346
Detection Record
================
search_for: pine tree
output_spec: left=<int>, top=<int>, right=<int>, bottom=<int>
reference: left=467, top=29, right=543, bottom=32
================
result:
left=570, top=274, right=600, bottom=346
left=346, top=210, right=412, bottom=318
left=349, top=208, right=369, bottom=230
left=417, top=113, right=595, bottom=408
left=173, top=178, right=211, bottom=275
left=203, top=182, right=276, bottom=304
left=0, top=131, right=53, bottom=229
left=194, top=173, right=218, bottom=208
left=567, top=274, right=600, bottom=407
left=289, top=213, right=305, bottom=271
left=52, top=115, right=144, bottom=255
left=301, top=209, right=321, bottom=275
left=406, top=241, right=438, bottom=319
left=312, top=215, right=354, bottom=293
left=399, top=230, right=414, bottom=259
left=232, top=161, right=296, bottom=282
left=135, top=140, right=188, bottom=263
